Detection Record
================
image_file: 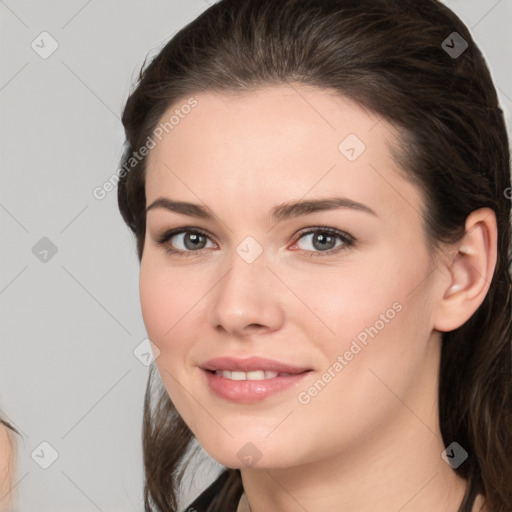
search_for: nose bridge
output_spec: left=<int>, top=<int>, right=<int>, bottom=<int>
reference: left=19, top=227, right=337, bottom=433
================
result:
left=223, top=234, right=268, bottom=292
left=209, top=236, right=283, bottom=334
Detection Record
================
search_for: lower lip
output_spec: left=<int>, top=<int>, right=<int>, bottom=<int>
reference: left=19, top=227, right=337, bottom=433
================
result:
left=202, top=369, right=311, bottom=403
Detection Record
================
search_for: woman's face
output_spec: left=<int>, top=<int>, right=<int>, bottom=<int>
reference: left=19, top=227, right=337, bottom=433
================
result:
left=139, top=85, right=447, bottom=469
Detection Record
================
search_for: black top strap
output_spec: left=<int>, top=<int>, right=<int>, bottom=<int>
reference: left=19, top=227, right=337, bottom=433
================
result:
left=184, top=470, right=232, bottom=512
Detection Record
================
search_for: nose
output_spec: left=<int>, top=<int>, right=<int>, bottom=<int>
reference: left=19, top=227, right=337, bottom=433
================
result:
left=208, top=248, right=285, bottom=338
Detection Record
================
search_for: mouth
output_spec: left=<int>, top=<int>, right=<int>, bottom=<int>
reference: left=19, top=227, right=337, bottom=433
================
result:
left=200, top=356, right=311, bottom=374
left=200, top=356, right=313, bottom=403
left=210, top=369, right=299, bottom=380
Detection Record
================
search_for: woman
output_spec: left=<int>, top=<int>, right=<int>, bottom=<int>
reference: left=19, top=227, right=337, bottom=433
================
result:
left=117, top=0, right=512, bottom=510
left=0, top=419, right=18, bottom=512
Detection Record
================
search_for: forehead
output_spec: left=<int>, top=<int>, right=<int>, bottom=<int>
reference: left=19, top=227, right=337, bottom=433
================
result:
left=147, top=83, right=390, bottom=165
left=144, top=84, right=423, bottom=225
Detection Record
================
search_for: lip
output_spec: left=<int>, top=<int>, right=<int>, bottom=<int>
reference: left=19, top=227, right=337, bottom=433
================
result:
left=200, top=356, right=312, bottom=403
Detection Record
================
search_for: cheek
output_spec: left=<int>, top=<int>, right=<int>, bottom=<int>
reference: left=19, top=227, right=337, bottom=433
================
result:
left=139, top=261, right=209, bottom=434
left=139, top=262, right=183, bottom=344
left=139, top=264, right=191, bottom=397
left=296, top=249, right=432, bottom=382
left=321, top=266, right=434, bottom=397
left=139, top=260, right=205, bottom=374
left=139, top=265, right=165, bottom=338
left=289, top=261, right=400, bottom=344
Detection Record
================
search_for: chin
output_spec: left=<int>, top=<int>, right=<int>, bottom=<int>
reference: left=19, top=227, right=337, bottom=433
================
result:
left=197, top=431, right=302, bottom=471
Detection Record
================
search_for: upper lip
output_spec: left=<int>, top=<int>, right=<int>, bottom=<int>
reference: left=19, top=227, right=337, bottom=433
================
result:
left=200, top=356, right=311, bottom=374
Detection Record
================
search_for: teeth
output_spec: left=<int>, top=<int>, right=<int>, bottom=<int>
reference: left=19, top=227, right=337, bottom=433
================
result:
left=215, top=370, right=281, bottom=380
left=247, top=370, right=266, bottom=380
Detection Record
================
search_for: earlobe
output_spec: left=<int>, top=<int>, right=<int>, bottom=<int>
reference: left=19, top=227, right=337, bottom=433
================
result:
left=433, top=208, right=498, bottom=333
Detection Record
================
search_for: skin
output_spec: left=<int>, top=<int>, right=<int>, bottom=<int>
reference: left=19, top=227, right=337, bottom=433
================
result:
left=139, top=84, right=496, bottom=512
left=0, top=423, right=15, bottom=511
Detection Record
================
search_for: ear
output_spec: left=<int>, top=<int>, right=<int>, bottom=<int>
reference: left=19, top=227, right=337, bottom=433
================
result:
left=433, top=207, right=498, bottom=332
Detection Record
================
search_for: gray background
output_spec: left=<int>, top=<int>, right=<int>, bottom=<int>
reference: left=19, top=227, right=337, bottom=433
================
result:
left=1, top=1, right=511, bottom=510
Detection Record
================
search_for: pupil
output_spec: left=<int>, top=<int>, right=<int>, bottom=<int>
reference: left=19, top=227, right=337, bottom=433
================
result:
left=185, top=233, right=204, bottom=250
left=314, top=233, right=334, bottom=250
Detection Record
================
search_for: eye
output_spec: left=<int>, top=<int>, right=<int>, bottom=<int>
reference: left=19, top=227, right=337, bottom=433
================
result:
left=156, top=228, right=216, bottom=257
left=291, top=227, right=355, bottom=257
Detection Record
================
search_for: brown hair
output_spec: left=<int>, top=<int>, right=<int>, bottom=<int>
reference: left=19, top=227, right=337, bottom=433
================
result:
left=117, top=0, right=512, bottom=510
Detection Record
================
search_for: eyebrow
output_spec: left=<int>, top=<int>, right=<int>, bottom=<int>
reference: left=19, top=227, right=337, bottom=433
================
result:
left=145, top=196, right=377, bottom=222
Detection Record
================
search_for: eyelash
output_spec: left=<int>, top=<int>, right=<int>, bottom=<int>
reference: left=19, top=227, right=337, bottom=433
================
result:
left=155, top=226, right=356, bottom=258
